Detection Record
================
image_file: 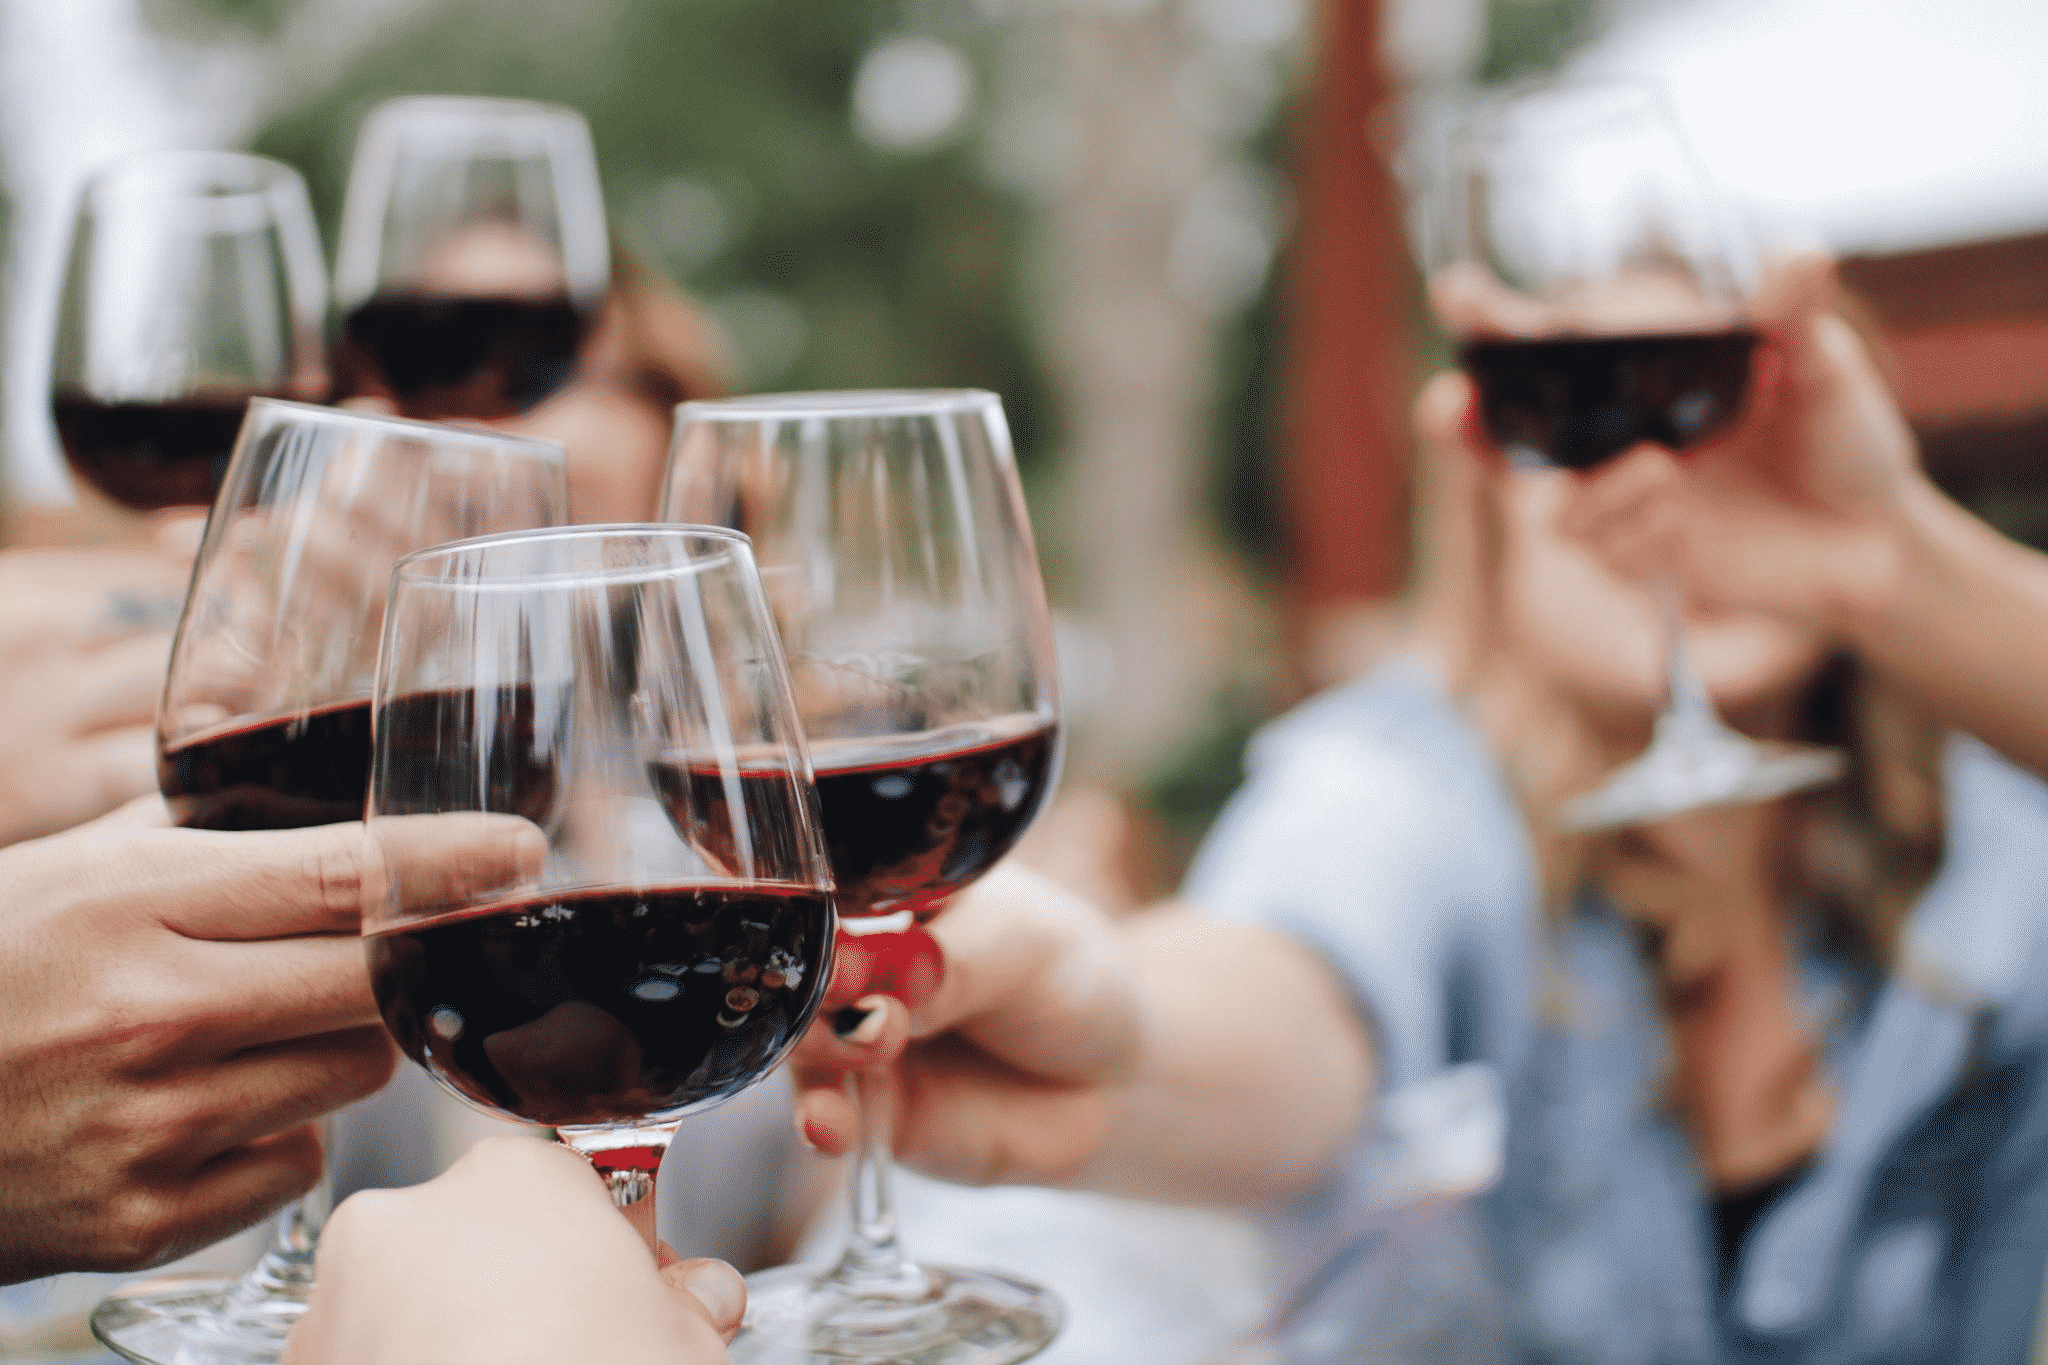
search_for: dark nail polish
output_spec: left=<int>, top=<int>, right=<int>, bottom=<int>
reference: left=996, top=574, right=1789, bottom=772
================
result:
left=832, top=1005, right=876, bottom=1039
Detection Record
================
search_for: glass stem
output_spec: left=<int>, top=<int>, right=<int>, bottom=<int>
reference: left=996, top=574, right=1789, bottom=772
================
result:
left=558, top=1124, right=678, bottom=1254
left=229, top=1121, right=332, bottom=1309
left=826, top=1065, right=931, bottom=1299
left=1653, top=572, right=1725, bottom=746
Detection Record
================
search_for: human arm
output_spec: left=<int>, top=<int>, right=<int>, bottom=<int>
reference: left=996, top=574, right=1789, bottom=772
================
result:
left=792, top=864, right=1375, bottom=1209
left=0, top=806, right=542, bottom=1284
left=284, top=1137, right=744, bottom=1365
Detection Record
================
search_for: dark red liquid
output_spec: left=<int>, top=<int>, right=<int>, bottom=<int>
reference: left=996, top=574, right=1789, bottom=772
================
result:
left=366, top=883, right=832, bottom=1125
left=371, top=685, right=559, bottom=827
left=52, top=389, right=267, bottom=511
left=159, top=699, right=374, bottom=831
left=653, top=720, right=1058, bottom=920
left=337, top=293, right=587, bottom=419
left=1460, top=330, right=1758, bottom=471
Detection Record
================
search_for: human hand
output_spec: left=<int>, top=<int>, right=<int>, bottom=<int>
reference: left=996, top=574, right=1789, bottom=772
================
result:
left=790, top=863, right=1139, bottom=1188
left=0, top=538, right=192, bottom=844
left=1556, top=254, right=1925, bottom=633
left=0, top=810, right=543, bottom=1283
left=284, top=1136, right=743, bottom=1365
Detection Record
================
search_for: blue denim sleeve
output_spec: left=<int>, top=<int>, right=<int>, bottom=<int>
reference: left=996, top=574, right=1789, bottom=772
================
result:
left=1181, top=667, right=1541, bottom=1094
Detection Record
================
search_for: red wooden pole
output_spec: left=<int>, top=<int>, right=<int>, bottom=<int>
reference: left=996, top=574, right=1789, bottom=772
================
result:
left=1282, top=0, right=1413, bottom=649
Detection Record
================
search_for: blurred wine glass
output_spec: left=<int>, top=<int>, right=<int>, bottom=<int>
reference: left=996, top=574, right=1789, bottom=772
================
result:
left=92, top=400, right=567, bottom=1365
left=1430, top=80, right=1841, bottom=831
left=51, top=151, right=327, bottom=514
left=664, top=389, right=1064, bottom=1365
left=333, top=95, right=609, bottom=419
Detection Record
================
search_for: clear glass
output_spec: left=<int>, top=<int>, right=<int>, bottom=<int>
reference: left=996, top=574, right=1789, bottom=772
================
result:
left=1429, top=80, right=1842, bottom=831
left=663, top=390, right=1065, bottom=1364
left=93, top=400, right=568, bottom=1365
left=364, top=525, right=836, bottom=1249
left=51, top=150, right=328, bottom=512
left=332, top=95, right=609, bottom=419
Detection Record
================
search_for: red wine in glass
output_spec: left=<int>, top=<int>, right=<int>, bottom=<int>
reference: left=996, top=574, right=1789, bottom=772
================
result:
left=1459, top=329, right=1759, bottom=470
left=651, top=716, right=1059, bottom=921
left=52, top=390, right=280, bottom=513
left=367, top=882, right=833, bottom=1126
left=336, top=293, right=589, bottom=420
left=158, top=698, right=373, bottom=831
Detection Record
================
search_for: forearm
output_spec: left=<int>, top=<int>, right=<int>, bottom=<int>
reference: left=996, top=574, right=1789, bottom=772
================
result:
left=1840, top=477, right=2048, bottom=777
left=1081, top=907, right=1375, bottom=1208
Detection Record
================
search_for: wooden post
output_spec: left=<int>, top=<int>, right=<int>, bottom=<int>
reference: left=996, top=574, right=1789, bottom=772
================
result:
left=1281, top=0, right=1414, bottom=688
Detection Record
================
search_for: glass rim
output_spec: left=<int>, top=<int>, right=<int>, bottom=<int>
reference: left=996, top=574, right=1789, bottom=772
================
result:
left=363, top=92, right=593, bottom=131
left=80, top=148, right=306, bottom=203
left=391, top=522, right=755, bottom=589
left=244, top=398, right=569, bottom=462
left=676, top=388, right=1001, bottom=422
left=1454, top=74, right=1680, bottom=143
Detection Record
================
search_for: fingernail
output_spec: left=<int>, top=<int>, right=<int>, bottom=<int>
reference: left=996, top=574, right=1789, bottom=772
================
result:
left=832, top=1004, right=878, bottom=1041
left=680, top=1260, right=746, bottom=1328
left=801, top=1115, right=835, bottom=1151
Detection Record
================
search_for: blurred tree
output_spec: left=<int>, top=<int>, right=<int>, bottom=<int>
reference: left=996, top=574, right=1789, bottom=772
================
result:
left=241, top=0, right=1053, bottom=470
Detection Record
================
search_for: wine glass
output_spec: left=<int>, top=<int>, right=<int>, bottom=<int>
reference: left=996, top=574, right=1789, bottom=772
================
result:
left=1429, top=79, right=1842, bottom=831
left=91, top=400, right=567, bottom=1365
left=663, top=390, right=1065, bottom=1363
left=363, top=524, right=836, bottom=1248
left=333, top=95, right=609, bottom=420
left=51, top=151, right=328, bottom=513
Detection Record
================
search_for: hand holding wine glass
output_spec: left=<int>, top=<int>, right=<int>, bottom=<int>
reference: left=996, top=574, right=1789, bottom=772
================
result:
left=1430, top=79, right=1842, bottom=831
left=663, top=389, right=1064, bottom=1364
left=93, top=403, right=567, bottom=1365
left=52, top=151, right=328, bottom=513
left=364, top=525, right=834, bottom=1253
left=286, top=1138, right=746, bottom=1365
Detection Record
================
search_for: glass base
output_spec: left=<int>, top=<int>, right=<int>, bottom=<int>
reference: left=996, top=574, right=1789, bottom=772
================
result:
left=91, top=1273, right=305, bottom=1365
left=733, top=1260, right=1063, bottom=1365
left=1561, top=735, right=1845, bottom=833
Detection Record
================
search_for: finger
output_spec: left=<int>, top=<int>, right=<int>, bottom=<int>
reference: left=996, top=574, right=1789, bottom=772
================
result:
left=81, top=792, right=172, bottom=831
left=788, top=994, right=910, bottom=1073
left=1751, top=250, right=1836, bottom=331
left=151, top=510, right=208, bottom=561
left=15, top=728, right=162, bottom=839
left=143, top=1026, right=398, bottom=1157
left=1557, top=446, right=1680, bottom=539
left=792, top=1080, right=859, bottom=1156
left=659, top=1257, right=747, bottom=1343
left=366, top=812, right=550, bottom=923
left=79, top=1124, right=323, bottom=1273
left=895, top=1038, right=1112, bottom=1188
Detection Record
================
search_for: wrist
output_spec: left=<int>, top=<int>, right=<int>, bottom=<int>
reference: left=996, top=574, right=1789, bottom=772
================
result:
left=1824, top=473, right=1962, bottom=650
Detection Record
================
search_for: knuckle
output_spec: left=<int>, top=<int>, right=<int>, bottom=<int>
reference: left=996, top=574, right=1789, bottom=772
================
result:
left=99, top=1188, right=185, bottom=1269
left=306, top=835, right=368, bottom=922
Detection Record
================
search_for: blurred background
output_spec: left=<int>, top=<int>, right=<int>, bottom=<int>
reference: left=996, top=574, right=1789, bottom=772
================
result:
left=6, top=0, right=2048, bottom=1359
left=6, top=0, right=2047, bottom=904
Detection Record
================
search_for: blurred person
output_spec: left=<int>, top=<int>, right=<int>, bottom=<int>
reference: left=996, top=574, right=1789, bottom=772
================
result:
left=286, top=1137, right=744, bottom=1365
left=788, top=273, right=2048, bottom=1362
left=0, top=802, right=539, bottom=1285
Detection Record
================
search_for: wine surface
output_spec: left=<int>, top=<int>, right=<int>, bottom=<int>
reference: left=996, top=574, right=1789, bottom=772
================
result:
left=52, top=390, right=264, bottom=511
left=372, top=685, right=559, bottom=827
left=159, top=699, right=374, bottom=831
left=338, top=293, right=586, bottom=419
left=1460, top=330, right=1758, bottom=471
left=367, top=883, right=832, bottom=1126
left=654, top=717, right=1058, bottom=919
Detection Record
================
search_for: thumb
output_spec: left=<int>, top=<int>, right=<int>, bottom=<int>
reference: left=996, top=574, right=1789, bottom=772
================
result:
left=658, top=1256, right=747, bottom=1344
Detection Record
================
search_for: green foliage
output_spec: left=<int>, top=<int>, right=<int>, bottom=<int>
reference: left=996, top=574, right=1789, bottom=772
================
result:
left=145, top=0, right=294, bottom=39
left=249, top=0, right=1052, bottom=469
left=1477, top=0, right=1599, bottom=86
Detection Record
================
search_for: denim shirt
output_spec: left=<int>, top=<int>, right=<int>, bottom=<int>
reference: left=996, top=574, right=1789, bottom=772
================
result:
left=1184, top=658, right=2048, bottom=1364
